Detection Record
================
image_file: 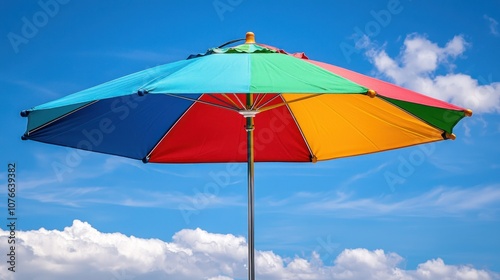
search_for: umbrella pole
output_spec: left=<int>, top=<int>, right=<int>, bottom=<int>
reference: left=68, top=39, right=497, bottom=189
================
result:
left=246, top=94, right=255, bottom=280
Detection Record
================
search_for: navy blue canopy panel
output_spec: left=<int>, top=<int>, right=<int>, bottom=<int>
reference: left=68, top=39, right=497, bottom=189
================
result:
left=24, top=94, right=201, bottom=160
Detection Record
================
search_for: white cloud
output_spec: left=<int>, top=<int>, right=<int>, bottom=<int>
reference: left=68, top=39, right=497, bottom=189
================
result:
left=484, top=15, right=499, bottom=36
left=22, top=181, right=244, bottom=210
left=414, top=258, right=494, bottom=280
left=0, top=220, right=498, bottom=280
left=340, top=163, right=389, bottom=188
left=365, top=34, right=500, bottom=114
left=7, top=79, right=62, bottom=99
left=266, top=185, right=500, bottom=218
left=330, top=248, right=406, bottom=279
left=208, top=276, right=234, bottom=280
left=20, top=153, right=245, bottom=210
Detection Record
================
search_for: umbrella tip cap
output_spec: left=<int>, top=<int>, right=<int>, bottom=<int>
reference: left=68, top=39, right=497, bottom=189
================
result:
left=464, top=109, right=473, bottom=117
left=311, top=155, right=318, bottom=163
left=245, top=32, right=255, bottom=44
left=367, top=89, right=377, bottom=98
left=444, top=132, right=456, bottom=140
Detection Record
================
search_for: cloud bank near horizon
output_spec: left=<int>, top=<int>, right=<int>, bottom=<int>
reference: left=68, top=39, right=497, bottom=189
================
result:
left=1, top=220, right=498, bottom=280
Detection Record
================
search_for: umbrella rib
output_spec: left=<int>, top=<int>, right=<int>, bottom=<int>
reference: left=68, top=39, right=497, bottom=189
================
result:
left=254, top=94, right=282, bottom=111
left=143, top=95, right=202, bottom=162
left=138, top=75, right=167, bottom=90
left=259, top=94, right=325, bottom=112
left=251, top=93, right=267, bottom=110
left=323, top=96, right=382, bottom=150
left=220, top=93, right=242, bottom=109
left=27, top=100, right=99, bottom=135
left=232, top=93, right=247, bottom=109
left=279, top=94, right=316, bottom=161
left=377, top=96, right=448, bottom=136
left=164, top=93, right=239, bottom=112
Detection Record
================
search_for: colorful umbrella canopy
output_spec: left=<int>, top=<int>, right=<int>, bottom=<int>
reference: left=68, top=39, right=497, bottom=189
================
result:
left=21, top=32, right=472, bottom=280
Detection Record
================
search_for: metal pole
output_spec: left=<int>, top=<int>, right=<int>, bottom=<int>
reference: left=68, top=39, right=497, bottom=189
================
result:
left=246, top=94, right=255, bottom=280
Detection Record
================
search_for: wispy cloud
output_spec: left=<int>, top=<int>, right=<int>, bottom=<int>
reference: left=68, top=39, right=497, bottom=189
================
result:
left=484, top=15, right=499, bottom=36
left=101, top=156, right=147, bottom=172
left=107, top=189, right=245, bottom=209
left=147, top=165, right=209, bottom=178
left=340, top=162, right=389, bottom=188
left=20, top=179, right=245, bottom=209
left=18, top=150, right=247, bottom=210
left=425, top=155, right=465, bottom=174
left=22, top=186, right=104, bottom=207
left=304, top=185, right=500, bottom=217
left=7, top=79, right=62, bottom=99
left=30, top=150, right=144, bottom=183
left=262, top=185, right=500, bottom=219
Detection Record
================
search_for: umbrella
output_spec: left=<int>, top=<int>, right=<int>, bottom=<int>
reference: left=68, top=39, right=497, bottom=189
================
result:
left=21, top=32, right=472, bottom=280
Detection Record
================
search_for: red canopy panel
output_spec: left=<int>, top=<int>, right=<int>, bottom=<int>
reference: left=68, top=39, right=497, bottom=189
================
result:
left=149, top=94, right=311, bottom=163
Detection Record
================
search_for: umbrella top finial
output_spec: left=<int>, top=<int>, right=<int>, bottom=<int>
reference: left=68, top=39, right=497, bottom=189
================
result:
left=245, top=32, right=255, bottom=44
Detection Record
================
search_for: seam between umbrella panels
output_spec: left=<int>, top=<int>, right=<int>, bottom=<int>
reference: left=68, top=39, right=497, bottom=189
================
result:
left=144, top=94, right=204, bottom=161
left=377, top=96, right=448, bottom=136
left=279, top=94, right=315, bottom=161
left=137, top=59, right=201, bottom=91
left=317, top=137, right=444, bottom=162
left=323, top=96, right=382, bottom=150
left=26, top=100, right=99, bottom=135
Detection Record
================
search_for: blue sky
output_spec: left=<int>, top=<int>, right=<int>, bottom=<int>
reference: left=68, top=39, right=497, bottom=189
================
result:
left=1, top=1, right=500, bottom=279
